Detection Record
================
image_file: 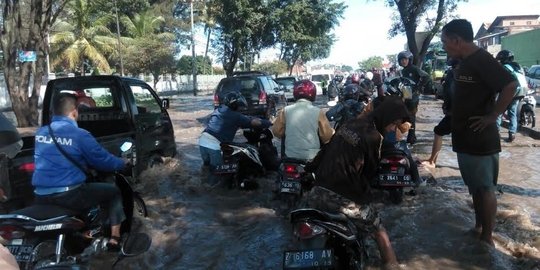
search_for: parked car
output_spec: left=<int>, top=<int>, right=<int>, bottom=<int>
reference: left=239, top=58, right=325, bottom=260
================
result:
left=274, top=76, right=298, bottom=102
left=213, top=71, right=287, bottom=119
left=526, top=65, right=540, bottom=90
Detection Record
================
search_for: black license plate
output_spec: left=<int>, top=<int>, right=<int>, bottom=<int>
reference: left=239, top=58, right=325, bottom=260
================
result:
left=280, top=180, right=301, bottom=194
left=283, top=249, right=333, bottom=269
left=378, top=174, right=413, bottom=186
left=7, top=244, right=33, bottom=261
left=214, top=163, right=238, bottom=174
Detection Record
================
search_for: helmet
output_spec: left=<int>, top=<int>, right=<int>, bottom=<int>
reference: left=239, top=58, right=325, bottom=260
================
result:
left=222, top=91, right=247, bottom=110
left=496, top=50, right=514, bottom=64
left=342, top=84, right=360, bottom=101
left=397, top=51, right=413, bottom=64
left=334, top=75, right=344, bottom=83
left=365, top=71, right=374, bottom=80
left=293, top=80, right=317, bottom=101
left=351, top=73, right=360, bottom=84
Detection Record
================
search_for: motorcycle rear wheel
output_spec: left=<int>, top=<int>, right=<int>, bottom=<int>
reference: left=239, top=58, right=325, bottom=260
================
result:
left=388, top=188, right=404, bottom=204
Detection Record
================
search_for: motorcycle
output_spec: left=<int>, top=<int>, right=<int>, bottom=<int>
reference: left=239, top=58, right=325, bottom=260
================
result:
left=215, top=128, right=278, bottom=189
left=518, top=89, right=536, bottom=128
left=0, top=141, right=151, bottom=270
left=373, top=140, right=417, bottom=204
left=284, top=208, right=368, bottom=270
left=276, top=158, right=314, bottom=212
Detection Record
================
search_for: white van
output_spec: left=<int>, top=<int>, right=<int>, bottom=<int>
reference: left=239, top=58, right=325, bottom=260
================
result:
left=310, top=73, right=334, bottom=95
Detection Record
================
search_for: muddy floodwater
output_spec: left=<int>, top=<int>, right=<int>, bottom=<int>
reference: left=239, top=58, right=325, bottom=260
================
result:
left=101, top=95, right=540, bottom=270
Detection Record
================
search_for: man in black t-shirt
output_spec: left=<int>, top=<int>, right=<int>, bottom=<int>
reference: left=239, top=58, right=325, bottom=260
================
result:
left=441, top=19, right=517, bottom=246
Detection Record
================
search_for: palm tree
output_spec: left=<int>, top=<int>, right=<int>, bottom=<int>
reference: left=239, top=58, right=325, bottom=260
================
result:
left=120, top=9, right=171, bottom=39
left=50, top=0, right=117, bottom=74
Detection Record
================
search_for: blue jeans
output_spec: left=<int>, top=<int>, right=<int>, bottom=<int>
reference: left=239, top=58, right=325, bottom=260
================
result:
left=199, top=146, right=223, bottom=185
left=496, top=98, right=520, bottom=134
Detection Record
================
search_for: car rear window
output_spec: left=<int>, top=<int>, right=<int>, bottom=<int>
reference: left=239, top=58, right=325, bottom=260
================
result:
left=276, top=78, right=295, bottom=86
left=218, top=78, right=260, bottom=98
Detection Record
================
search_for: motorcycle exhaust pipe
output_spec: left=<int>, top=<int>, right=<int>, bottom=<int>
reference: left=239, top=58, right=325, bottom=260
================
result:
left=55, top=234, right=65, bottom=263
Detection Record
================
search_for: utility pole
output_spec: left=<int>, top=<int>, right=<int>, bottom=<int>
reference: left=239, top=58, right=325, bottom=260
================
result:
left=114, top=0, right=124, bottom=76
left=190, top=0, right=198, bottom=96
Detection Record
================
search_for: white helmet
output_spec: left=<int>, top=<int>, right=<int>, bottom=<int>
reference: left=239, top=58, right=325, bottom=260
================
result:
left=365, top=71, right=374, bottom=80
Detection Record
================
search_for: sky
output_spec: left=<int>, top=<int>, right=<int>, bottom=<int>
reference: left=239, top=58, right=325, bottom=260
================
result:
left=318, top=0, right=540, bottom=67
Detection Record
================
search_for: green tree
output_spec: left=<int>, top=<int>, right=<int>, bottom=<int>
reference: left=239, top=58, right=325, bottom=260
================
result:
left=271, top=0, right=346, bottom=75
left=358, top=56, right=384, bottom=70
left=177, top=55, right=212, bottom=75
left=386, top=54, right=397, bottom=67
left=208, top=0, right=274, bottom=76
left=341, top=65, right=353, bottom=73
left=1, top=0, right=69, bottom=127
left=384, top=0, right=464, bottom=67
left=123, top=36, right=176, bottom=89
left=253, top=60, right=288, bottom=77
left=50, top=0, right=117, bottom=74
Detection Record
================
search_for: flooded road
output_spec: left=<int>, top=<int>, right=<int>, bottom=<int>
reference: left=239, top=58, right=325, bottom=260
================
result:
left=107, top=95, right=539, bottom=270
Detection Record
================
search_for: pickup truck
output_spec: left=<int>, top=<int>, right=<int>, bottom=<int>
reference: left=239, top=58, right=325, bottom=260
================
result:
left=1, top=75, right=176, bottom=211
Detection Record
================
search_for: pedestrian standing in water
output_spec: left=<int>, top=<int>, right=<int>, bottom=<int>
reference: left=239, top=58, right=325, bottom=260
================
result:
left=441, top=19, right=517, bottom=246
left=422, top=58, right=459, bottom=169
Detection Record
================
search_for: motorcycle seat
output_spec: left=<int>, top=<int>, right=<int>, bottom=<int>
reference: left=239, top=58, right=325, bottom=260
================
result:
left=290, top=208, right=349, bottom=223
left=10, top=204, right=81, bottom=221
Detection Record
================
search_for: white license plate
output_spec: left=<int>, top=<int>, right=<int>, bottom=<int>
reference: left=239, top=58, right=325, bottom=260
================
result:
left=7, top=244, right=33, bottom=261
left=280, top=180, right=301, bottom=194
left=283, top=249, right=333, bottom=269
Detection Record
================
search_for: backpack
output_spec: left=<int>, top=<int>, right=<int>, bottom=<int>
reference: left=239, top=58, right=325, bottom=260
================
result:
left=504, top=64, right=528, bottom=98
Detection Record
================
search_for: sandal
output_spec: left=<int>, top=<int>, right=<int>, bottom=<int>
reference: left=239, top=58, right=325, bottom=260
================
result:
left=106, top=235, right=122, bottom=252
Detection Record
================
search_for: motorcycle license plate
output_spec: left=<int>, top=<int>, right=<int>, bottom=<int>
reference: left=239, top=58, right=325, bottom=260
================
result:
left=214, top=163, right=238, bottom=174
left=280, top=180, right=301, bottom=194
left=283, top=249, right=333, bottom=269
left=378, top=174, right=413, bottom=186
left=6, top=244, right=33, bottom=261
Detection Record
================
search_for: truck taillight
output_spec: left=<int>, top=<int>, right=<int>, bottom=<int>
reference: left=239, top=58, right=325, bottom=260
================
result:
left=259, top=91, right=267, bottom=105
left=18, top=162, right=35, bottom=173
left=0, top=225, right=25, bottom=241
left=294, top=222, right=325, bottom=239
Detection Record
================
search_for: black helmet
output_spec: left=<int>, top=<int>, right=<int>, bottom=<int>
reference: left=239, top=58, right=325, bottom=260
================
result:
left=397, top=51, right=413, bottom=63
left=222, top=91, right=247, bottom=110
left=496, top=50, right=514, bottom=64
left=342, top=84, right=361, bottom=101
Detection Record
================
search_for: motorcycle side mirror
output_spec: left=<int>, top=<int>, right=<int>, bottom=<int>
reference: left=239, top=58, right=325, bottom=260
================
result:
left=120, top=142, right=133, bottom=153
left=327, top=100, right=337, bottom=107
left=112, top=233, right=152, bottom=267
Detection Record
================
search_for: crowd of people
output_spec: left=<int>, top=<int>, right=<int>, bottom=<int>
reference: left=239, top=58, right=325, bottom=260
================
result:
left=0, top=17, right=528, bottom=269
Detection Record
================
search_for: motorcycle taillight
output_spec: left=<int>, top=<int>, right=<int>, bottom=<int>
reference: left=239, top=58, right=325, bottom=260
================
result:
left=381, top=157, right=407, bottom=165
left=18, top=162, right=35, bottom=173
left=0, top=225, right=25, bottom=241
left=213, top=94, right=220, bottom=107
left=294, top=222, right=325, bottom=239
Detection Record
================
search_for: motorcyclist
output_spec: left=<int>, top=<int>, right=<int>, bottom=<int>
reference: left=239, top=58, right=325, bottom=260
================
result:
left=198, top=91, right=272, bottom=185
left=304, top=96, right=410, bottom=268
left=327, top=74, right=344, bottom=101
left=272, top=80, right=334, bottom=161
left=31, top=93, right=129, bottom=250
left=397, top=50, right=431, bottom=144
left=495, top=49, right=526, bottom=142
left=326, top=84, right=371, bottom=129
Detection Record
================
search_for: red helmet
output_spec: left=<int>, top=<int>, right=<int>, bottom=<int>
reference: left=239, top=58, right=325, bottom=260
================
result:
left=293, top=80, right=317, bottom=101
left=351, top=74, right=360, bottom=84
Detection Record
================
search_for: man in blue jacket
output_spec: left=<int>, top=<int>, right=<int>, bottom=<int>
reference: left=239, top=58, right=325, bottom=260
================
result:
left=32, top=93, right=128, bottom=250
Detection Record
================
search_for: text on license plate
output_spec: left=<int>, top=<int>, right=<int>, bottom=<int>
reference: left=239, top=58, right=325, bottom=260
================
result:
left=214, top=163, right=238, bottom=174
left=283, top=249, right=333, bottom=269
left=7, top=244, right=33, bottom=261
left=280, top=180, right=301, bottom=194
left=378, top=174, right=413, bottom=186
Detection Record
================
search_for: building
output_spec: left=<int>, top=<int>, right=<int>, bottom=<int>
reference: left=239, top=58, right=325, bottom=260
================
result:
left=474, top=15, right=540, bottom=55
left=501, top=29, right=540, bottom=67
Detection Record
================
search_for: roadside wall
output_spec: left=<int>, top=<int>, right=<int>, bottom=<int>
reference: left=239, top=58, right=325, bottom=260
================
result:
left=0, top=74, right=226, bottom=110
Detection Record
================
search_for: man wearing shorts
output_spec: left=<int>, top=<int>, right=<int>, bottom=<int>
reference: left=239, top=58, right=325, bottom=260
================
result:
left=304, top=96, right=411, bottom=267
left=441, top=19, right=517, bottom=246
